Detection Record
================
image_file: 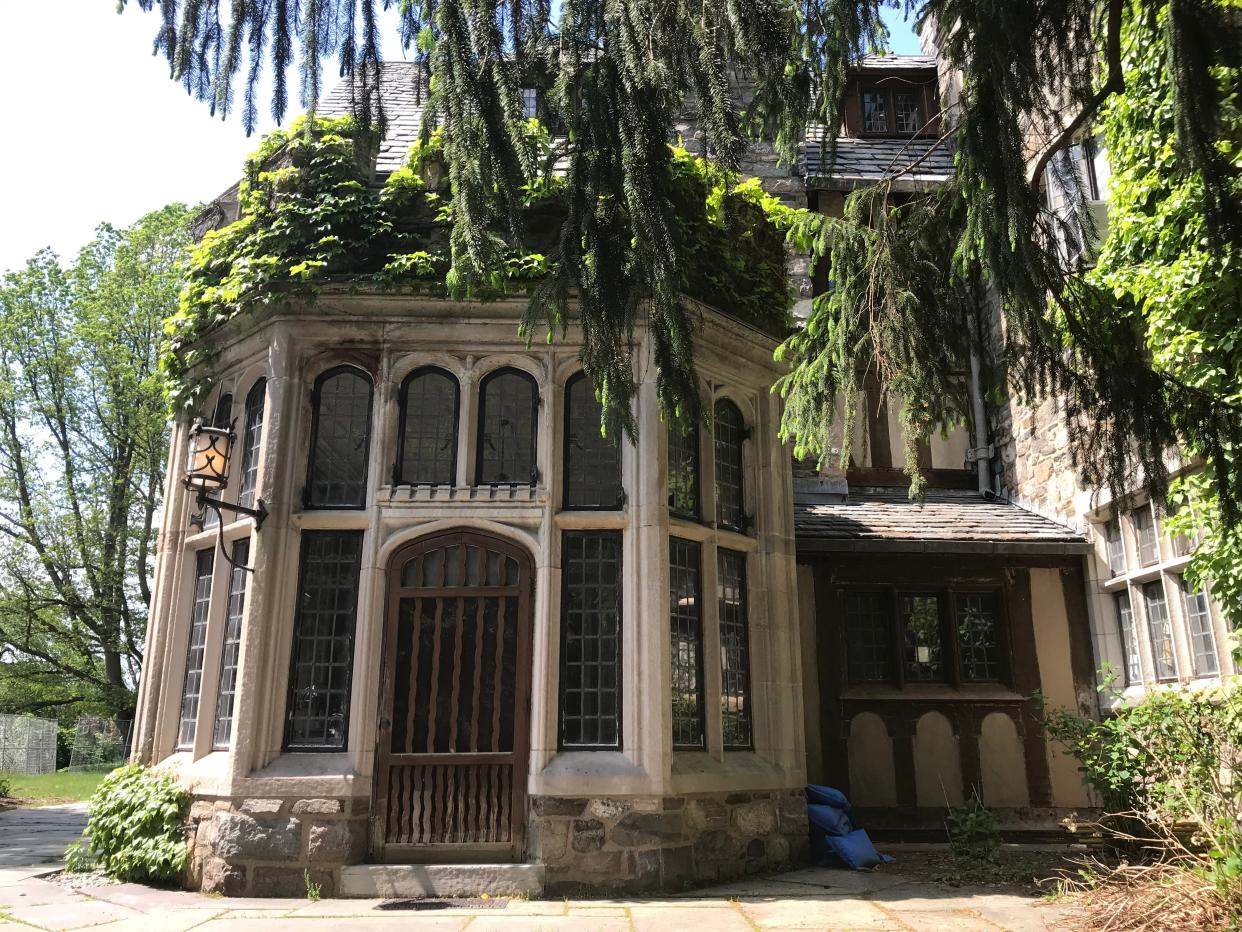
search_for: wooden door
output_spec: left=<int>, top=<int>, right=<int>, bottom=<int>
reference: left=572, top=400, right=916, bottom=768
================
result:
left=373, top=531, right=533, bottom=862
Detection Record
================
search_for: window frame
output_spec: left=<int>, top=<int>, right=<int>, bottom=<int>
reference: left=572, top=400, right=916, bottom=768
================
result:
left=212, top=537, right=251, bottom=749
left=1181, top=577, right=1219, bottom=678
left=395, top=365, right=460, bottom=487
left=713, top=398, right=748, bottom=533
left=669, top=537, right=706, bottom=751
left=1133, top=503, right=1160, bottom=567
left=1115, top=590, right=1143, bottom=686
left=1142, top=579, right=1179, bottom=683
left=177, top=548, right=215, bottom=750
left=304, top=365, right=374, bottom=510
left=717, top=547, right=754, bottom=751
left=475, top=367, right=540, bottom=487
left=562, top=371, right=624, bottom=511
left=856, top=81, right=935, bottom=138
left=667, top=414, right=702, bottom=521
left=238, top=378, right=266, bottom=511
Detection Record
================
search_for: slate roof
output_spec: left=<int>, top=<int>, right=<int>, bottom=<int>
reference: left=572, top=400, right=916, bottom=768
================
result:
left=794, top=486, right=1089, bottom=554
left=856, top=54, right=939, bottom=71
left=803, top=135, right=954, bottom=189
left=319, top=62, right=427, bottom=175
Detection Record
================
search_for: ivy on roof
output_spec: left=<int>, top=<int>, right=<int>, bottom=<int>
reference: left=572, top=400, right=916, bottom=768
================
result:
left=165, top=115, right=798, bottom=415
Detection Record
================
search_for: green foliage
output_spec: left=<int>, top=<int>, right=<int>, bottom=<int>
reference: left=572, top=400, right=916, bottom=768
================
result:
left=304, top=869, right=321, bottom=901
left=0, top=776, right=11, bottom=799
left=946, top=796, right=1002, bottom=866
left=67, top=764, right=190, bottom=884
left=169, top=120, right=795, bottom=423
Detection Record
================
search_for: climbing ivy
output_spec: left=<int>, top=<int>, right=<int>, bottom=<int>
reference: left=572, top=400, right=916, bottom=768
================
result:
left=166, top=115, right=796, bottom=416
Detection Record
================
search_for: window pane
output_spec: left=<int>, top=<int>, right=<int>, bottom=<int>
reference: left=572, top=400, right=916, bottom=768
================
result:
left=238, top=379, right=266, bottom=510
left=307, top=369, right=372, bottom=507
left=901, top=594, right=945, bottom=682
left=956, top=592, right=1004, bottom=682
left=564, top=373, right=622, bottom=509
left=1134, top=505, right=1160, bottom=566
left=1116, top=592, right=1142, bottom=685
left=213, top=538, right=250, bottom=749
left=1143, top=581, right=1177, bottom=681
left=178, top=549, right=215, bottom=749
left=559, top=531, right=622, bottom=749
left=862, top=91, right=889, bottom=132
left=398, top=368, right=458, bottom=485
left=285, top=531, right=363, bottom=749
left=669, top=538, right=704, bottom=749
left=1182, top=580, right=1218, bottom=677
left=478, top=369, right=537, bottom=485
left=718, top=548, right=753, bottom=749
left=894, top=92, right=922, bottom=133
left=520, top=87, right=538, bottom=120
left=1105, top=517, right=1126, bottom=576
left=668, top=415, right=700, bottom=519
left=714, top=400, right=745, bottom=531
left=843, top=590, right=891, bottom=683
left=202, top=393, right=232, bottom=529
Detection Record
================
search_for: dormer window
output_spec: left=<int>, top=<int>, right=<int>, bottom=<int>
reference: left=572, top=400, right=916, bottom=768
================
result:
left=894, top=91, right=922, bottom=133
left=854, top=78, right=937, bottom=137
left=862, top=90, right=889, bottom=133
left=520, top=88, right=538, bottom=121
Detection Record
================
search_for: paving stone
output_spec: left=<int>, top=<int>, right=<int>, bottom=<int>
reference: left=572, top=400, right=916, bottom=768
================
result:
left=192, top=919, right=469, bottom=932
left=6, top=898, right=144, bottom=931
left=0, top=804, right=87, bottom=867
left=740, top=898, right=901, bottom=929
left=880, top=908, right=1000, bottom=931
left=465, top=917, right=631, bottom=932
left=630, top=905, right=754, bottom=931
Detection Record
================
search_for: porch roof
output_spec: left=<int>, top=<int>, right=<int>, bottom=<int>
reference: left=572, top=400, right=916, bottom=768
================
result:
left=794, top=486, right=1090, bottom=555
left=803, top=135, right=954, bottom=190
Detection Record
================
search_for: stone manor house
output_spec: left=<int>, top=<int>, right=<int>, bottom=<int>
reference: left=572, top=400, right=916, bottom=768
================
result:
left=131, top=54, right=1237, bottom=898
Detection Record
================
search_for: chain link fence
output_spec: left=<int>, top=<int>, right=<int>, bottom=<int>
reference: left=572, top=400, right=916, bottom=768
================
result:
left=0, top=714, right=58, bottom=774
left=66, top=716, right=133, bottom=772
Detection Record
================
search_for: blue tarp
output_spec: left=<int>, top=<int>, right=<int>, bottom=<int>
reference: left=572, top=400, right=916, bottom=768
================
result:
left=805, top=784, right=894, bottom=870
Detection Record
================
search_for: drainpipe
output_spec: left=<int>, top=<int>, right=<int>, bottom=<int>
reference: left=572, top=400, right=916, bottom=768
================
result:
left=968, top=342, right=992, bottom=494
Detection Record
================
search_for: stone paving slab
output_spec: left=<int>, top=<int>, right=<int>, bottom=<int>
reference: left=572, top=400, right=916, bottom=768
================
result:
left=0, top=804, right=87, bottom=867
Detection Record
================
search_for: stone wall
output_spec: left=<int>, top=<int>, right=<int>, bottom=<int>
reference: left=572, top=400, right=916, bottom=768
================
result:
left=187, top=795, right=368, bottom=897
left=526, top=791, right=811, bottom=894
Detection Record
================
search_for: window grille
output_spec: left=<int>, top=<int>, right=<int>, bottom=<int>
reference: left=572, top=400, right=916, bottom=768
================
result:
left=563, top=373, right=622, bottom=509
left=668, top=415, right=700, bottom=519
left=212, top=538, right=250, bottom=749
left=559, top=531, right=622, bottom=749
left=894, top=92, right=922, bottom=133
left=862, top=91, right=889, bottom=132
left=955, top=592, right=1004, bottom=682
left=1143, top=581, right=1178, bottom=681
left=202, top=392, right=232, bottom=529
left=1134, top=504, right=1160, bottom=566
left=177, top=549, right=214, bottom=749
left=714, top=400, right=746, bottom=531
left=669, top=538, right=704, bottom=749
left=844, top=590, right=891, bottom=683
left=397, top=367, right=459, bottom=486
left=238, top=379, right=266, bottom=510
left=1115, top=592, right=1142, bottom=685
left=285, top=531, right=364, bottom=750
left=306, top=368, right=372, bottom=508
left=718, top=548, right=753, bottom=750
left=477, top=368, right=538, bottom=486
left=1182, top=580, right=1219, bottom=677
left=901, top=593, right=945, bottom=682
left=520, top=87, right=538, bottom=120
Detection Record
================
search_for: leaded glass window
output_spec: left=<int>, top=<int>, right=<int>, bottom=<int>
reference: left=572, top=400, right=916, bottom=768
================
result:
left=955, top=592, right=1003, bottom=682
left=894, top=92, right=922, bottom=133
left=844, top=590, right=892, bottom=683
left=668, top=415, right=700, bottom=519
left=212, top=538, right=250, bottom=749
left=477, top=368, right=538, bottom=486
left=1143, top=581, right=1178, bottom=681
left=559, top=531, right=622, bottom=749
left=1105, top=517, right=1126, bottom=576
left=1134, top=504, right=1160, bottom=566
left=669, top=538, right=704, bottom=749
left=238, top=379, right=266, bottom=510
left=718, top=548, right=753, bottom=750
left=901, top=593, right=945, bottom=683
left=1116, top=592, right=1142, bottom=685
left=1182, top=580, right=1219, bottom=677
left=285, top=531, right=364, bottom=750
left=714, top=400, right=745, bottom=531
left=177, top=549, right=214, bottom=749
left=306, top=368, right=373, bottom=508
left=862, top=91, right=889, bottom=132
left=397, top=367, right=459, bottom=486
left=564, top=372, right=622, bottom=509
left=202, top=393, right=232, bottom=529
left=520, top=87, right=538, bottom=120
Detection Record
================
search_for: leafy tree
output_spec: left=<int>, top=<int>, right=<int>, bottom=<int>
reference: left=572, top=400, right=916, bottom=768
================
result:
left=0, top=205, right=192, bottom=719
left=119, top=3, right=1239, bottom=524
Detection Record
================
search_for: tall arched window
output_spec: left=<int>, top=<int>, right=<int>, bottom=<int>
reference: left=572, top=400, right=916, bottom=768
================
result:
left=476, top=368, right=538, bottom=485
left=563, top=372, right=622, bottom=509
left=238, top=378, right=266, bottom=510
left=714, top=399, right=746, bottom=531
left=202, top=392, right=233, bottom=528
left=306, top=367, right=373, bottom=508
left=397, top=367, right=459, bottom=486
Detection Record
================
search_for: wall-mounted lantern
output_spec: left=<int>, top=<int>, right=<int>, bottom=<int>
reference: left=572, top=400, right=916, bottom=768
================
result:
left=184, top=418, right=268, bottom=528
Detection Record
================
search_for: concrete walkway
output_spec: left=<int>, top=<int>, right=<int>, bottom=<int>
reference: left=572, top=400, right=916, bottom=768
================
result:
left=0, top=804, right=87, bottom=867
left=0, top=863, right=1079, bottom=930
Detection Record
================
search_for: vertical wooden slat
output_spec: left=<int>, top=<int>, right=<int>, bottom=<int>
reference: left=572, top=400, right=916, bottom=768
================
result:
left=448, top=596, right=466, bottom=752
left=492, top=596, right=506, bottom=752
left=426, top=599, right=444, bottom=753
left=404, top=598, right=422, bottom=754
left=472, top=598, right=486, bottom=751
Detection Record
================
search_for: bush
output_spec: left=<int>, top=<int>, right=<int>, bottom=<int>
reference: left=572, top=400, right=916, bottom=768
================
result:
left=0, top=776, right=11, bottom=799
left=65, top=764, right=190, bottom=883
left=946, top=796, right=1001, bottom=866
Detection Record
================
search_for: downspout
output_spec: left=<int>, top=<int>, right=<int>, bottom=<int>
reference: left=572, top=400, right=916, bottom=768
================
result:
left=967, top=291, right=993, bottom=495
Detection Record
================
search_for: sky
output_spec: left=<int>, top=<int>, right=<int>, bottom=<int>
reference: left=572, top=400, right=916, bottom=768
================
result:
left=0, top=4, right=920, bottom=276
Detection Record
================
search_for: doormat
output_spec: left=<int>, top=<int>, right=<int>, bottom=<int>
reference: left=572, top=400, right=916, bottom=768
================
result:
left=377, top=898, right=509, bottom=911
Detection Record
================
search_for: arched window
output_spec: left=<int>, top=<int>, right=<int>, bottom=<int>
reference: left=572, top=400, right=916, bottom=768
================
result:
left=238, top=378, right=266, bottom=510
left=306, top=367, right=373, bottom=508
left=202, top=392, right=233, bottom=528
left=714, top=399, right=746, bottom=531
left=668, top=414, right=700, bottom=519
left=476, top=368, right=538, bottom=485
left=563, top=372, right=622, bottom=509
left=397, top=367, right=459, bottom=486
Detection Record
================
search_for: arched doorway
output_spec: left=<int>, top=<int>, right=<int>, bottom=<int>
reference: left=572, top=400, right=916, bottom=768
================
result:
left=372, top=530, right=534, bottom=862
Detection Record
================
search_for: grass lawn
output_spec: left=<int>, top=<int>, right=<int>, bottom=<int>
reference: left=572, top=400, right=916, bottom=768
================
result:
left=0, top=770, right=105, bottom=806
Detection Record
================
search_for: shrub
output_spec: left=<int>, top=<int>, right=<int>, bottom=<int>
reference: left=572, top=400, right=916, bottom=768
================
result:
left=946, top=796, right=1002, bottom=866
left=0, top=776, right=11, bottom=799
left=65, top=764, right=190, bottom=883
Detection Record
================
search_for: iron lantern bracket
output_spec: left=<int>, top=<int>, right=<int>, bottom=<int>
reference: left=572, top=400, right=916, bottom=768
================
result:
left=189, top=486, right=269, bottom=529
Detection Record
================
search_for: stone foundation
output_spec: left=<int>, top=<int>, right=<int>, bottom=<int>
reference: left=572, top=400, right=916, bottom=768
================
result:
left=186, top=795, right=368, bottom=897
left=527, top=791, right=811, bottom=894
